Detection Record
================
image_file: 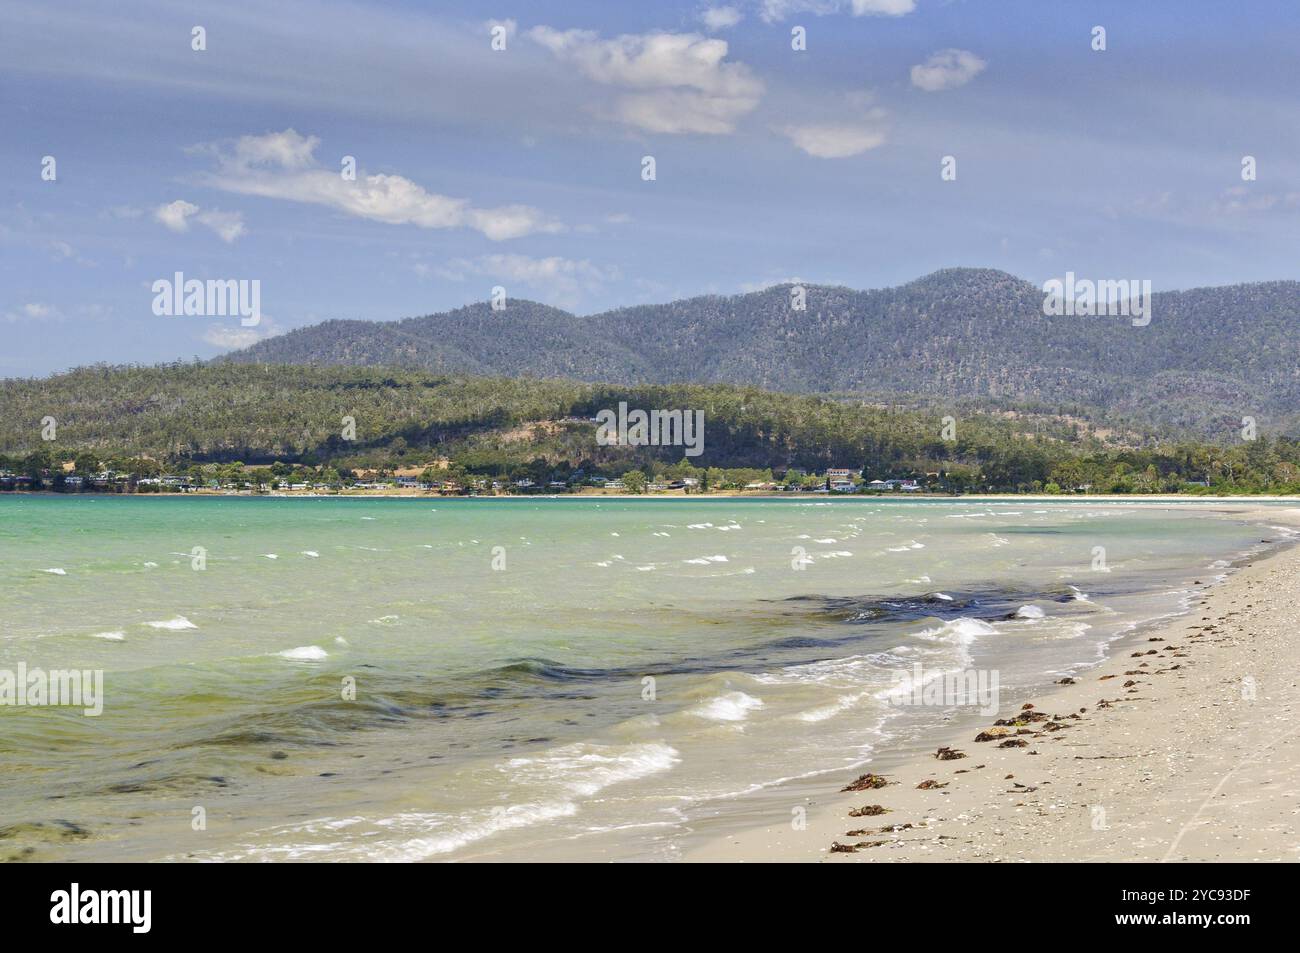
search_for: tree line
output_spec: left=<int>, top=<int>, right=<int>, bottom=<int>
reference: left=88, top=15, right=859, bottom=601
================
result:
left=3, top=363, right=1300, bottom=494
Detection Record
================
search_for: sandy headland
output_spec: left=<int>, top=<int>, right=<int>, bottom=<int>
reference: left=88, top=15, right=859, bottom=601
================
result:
left=691, top=504, right=1300, bottom=862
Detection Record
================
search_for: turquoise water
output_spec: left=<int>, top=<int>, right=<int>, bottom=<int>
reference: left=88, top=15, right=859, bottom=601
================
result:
left=0, top=496, right=1286, bottom=861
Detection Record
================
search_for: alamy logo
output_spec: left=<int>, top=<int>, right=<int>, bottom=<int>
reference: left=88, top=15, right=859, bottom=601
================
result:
left=152, top=271, right=261, bottom=326
left=1042, top=271, right=1151, bottom=327
left=595, top=402, right=705, bottom=457
left=887, top=663, right=1000, bottom=716
left=0, top=663, right=103, bottom=716
left=50, top=883, right=151, bottom=933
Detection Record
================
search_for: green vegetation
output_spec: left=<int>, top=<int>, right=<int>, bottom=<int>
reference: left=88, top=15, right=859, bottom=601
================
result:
left=3, top=363, right=1300, bottom=494
left=221, top=269, right=1300, bottom=439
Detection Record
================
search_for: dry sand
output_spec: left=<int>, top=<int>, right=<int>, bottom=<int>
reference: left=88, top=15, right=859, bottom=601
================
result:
left=690, top=505, right=1300, bottom=863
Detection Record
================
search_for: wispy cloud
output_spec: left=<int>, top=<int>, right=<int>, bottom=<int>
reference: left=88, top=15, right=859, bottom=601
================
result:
left=3, top=302, right=59, bottom=323
left=23, top=302, right=54, bottom=319
left=1212, top=185, right=1300, bottom=215
left=2, top=301, right=114, bottom=325
left=782, top=117, right=887, bottom=158
left=433, top=253, right=620, bottom=308
left=153, top=200, right=246, bottom=243
left=38, top=237, right=95, bottom=267
left=196, top=129, right=561, bottom=240
left=701, top=6, right=744, bottom=30
left=202, top=316, right=279, bottom=351
left=0, top=1, right=560, bottom=131
left=780, top=93, right=888, bottom=158
left=851, top=0, right=916, bottom=15
left=760, top=0, right=914, bottom=22
left=529, top=27, right=763, bottom=134
left=910, top=49, right=987, bottom=92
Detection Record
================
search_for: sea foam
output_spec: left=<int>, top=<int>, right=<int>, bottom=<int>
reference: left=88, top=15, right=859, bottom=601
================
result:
left=690, top=691, right=765, bottom=722
left=145, top=616, right=198, bottom=630
left=915, top=617, right=996, bottom=645
left=277, top=645, right=328, bottom=661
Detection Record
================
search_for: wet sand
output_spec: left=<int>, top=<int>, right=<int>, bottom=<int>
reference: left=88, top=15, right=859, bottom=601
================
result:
left=690, top=505, right=1300, bottom=862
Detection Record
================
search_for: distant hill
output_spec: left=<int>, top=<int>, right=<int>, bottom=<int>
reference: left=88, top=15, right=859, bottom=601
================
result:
left=223, top=269, right=1300, bottom=437
left=0, top=365, right=1105, bottom=479
left=9, top=364, right=1299, bottom=495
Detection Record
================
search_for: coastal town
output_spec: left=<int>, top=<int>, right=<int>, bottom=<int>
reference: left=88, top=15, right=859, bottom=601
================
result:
left=0, top=458, right=929, bottom=496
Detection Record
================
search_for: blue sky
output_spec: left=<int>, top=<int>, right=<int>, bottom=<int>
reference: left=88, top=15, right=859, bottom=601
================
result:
left=3, top=0, right=1299, bottom=376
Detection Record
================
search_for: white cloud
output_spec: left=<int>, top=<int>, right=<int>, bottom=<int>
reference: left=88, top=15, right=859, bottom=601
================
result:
left=198, top=210, right=247, bottom=243
left=45, top=238, right=95, bottom=266
left=781, top=121, right=887, bottom=158
left=155, top=200, right=198, bottom=232
left=851, top=0, right=916, bottom=15
left=760, top=1, right=835, bottom=21
left=781, top=98, right=888, bottom=158
left=701, top=6, right=744, bottom=30
left=3, top=302, right=59, bottom=323
left=197, top=129, right=560, bottom=241
left=529, top=27, right=762, bottom=134
left=1212, top=186, right=1300, bottom=215
left=910, top=49, right=987, bottom=92
left=759, top=0, right=913, bottom=21
left=202, top=326, right=262, bottom=350
left=153, top=199, right=247, bottom=242
left=202, top=316, right=279, bottom=351
left=435, top=253, right=619, bottom=308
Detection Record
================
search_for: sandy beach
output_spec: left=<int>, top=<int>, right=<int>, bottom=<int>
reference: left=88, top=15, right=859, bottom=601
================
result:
left=5, top=496, right=1295, bottom=863
left=690, top=504, right=1300, bottom=863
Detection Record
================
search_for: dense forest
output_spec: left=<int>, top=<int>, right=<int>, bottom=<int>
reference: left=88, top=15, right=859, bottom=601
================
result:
left=221, top=268, right=1300, bottom=439
left=3, top=363, right=1300, bottom=494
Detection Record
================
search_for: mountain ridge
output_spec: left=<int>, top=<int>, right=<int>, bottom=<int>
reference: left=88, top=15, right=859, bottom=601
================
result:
left=222, top=268, right=1300, bottom=437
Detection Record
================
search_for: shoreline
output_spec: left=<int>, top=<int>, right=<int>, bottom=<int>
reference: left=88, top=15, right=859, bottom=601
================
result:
left=7, top=491, right=1300, bottom=503
left=687, top=503, right=1300, bottom=862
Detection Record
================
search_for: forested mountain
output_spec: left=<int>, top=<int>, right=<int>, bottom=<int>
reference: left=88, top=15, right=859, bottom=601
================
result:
left=222, top=269, right=1300, bottom=438
left=0, top=364, right=1077, bottom=471
left=4, top=365, right=1299, bottom=494
left=6, top=271, right=1297, bottom=492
